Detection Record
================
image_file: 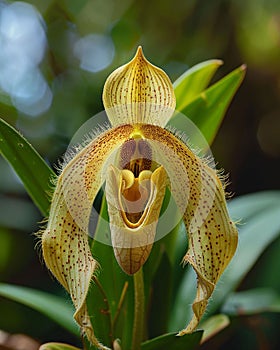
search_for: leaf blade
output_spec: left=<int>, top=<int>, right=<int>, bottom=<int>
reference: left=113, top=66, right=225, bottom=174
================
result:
left=209, top=192, right=280, bottom=312
left=222, top=288, right=280, bottom=316
left=174, top=59, right=223, bottom=110
left=0, top=283, right=78, bottom=336
left=169, top=65, right=246, bottom=145
left=141, top=331, right=203, bottom=350
left=200, top=314, right=230, bottom=343
left=0, top=118, right=55, bottom=216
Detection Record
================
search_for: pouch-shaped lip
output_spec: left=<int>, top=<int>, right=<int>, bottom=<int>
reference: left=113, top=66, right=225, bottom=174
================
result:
left=106, top=164, right=167, bottom=234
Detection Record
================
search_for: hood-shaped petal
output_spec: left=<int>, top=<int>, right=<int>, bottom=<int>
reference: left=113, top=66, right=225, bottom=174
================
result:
left=138, top=124, right=238, bottom=334
left=41, top=125, right=133, bottom=349
left=102, top=46, right=176, bottom=127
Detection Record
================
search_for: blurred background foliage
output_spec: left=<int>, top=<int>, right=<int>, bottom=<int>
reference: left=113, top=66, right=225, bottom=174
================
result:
left=0, top=0, right=279, bottom=349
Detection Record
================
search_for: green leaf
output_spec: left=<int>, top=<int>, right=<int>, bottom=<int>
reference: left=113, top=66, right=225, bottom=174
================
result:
left=0, top=118, right=55, bottom=216
left=227, top=190, right=280, bottom=221
left=170, top=191, right=280, bottom=331
left=39, top=343, right=81, bottom=350
left=167, top=265, right=195, bottom=332
left=248, top=234, right=280, bottom=292
left=146, top=252, right=173, bottom=338
left=209, top=191, right=280, bottom=312
left=174, top=59, right=223, bottom=110
left=200, top=314, right=230, bottom=343
left=222, top=288, right=280, bottom=316
left=169, top=65, right=246, bottom=145
left=0, top=283, right=78, bottom=336
left=141, top=331, right=203, bottom=350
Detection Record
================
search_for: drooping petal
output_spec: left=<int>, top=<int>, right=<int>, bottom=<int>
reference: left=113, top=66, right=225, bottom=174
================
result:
left=41, top=125, right=133, bottom=349
left=102, top=46, right=176, bottom=127
left=42, top=187, right=101, bottom=347
left=138, top=124, right=238, bottom=334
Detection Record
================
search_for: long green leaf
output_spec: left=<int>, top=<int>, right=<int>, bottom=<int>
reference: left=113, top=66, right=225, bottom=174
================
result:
left=141, top=331, right=202, bottom=350
left=0, top=118, right=55, bottom=216
left=169, top=65, right=246, bottom=145
left=174, top=59, right=223, bottom=110
left=0, top=283, right=78, bottom=336
left=227, top=190, right=280, bottom=221
left=209, top=191, right=280, bottom=312
left=200, top=314, right=230, bottom=343
left=222, top=288, right=280, bottom=316
left=146, top=252, right=173, bottom=338
left=246, top=232, right=280, bottom=292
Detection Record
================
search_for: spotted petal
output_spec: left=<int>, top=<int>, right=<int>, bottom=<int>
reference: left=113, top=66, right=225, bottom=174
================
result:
left=139, top=124, right=238, bottom=334
left=41, top=125, right=133, bottom=349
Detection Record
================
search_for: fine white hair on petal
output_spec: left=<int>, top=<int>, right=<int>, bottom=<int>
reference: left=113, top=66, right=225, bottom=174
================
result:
left=165, top=124, right=216, bottom=169
left=59, top=122, right=112, bottom=171
left=165, top=124, right=190, bottom=145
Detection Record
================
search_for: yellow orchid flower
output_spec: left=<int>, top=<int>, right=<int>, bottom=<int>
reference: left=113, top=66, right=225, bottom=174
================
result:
left=41, top=47, right=238, bottom=349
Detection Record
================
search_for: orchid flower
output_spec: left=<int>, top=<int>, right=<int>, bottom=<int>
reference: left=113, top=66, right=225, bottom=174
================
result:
left=41, top=47, right=238, bottom=349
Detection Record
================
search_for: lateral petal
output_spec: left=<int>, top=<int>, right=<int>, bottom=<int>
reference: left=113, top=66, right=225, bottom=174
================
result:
left=139, top=124, right=238, bottom=334
left=41, top=125, right=133, bottom=348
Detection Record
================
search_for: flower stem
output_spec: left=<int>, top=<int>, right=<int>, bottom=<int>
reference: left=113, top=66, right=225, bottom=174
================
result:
left=131, top=268, right=145, bottom=350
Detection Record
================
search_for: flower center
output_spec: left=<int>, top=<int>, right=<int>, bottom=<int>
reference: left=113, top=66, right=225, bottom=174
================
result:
left=118, top=138, right=154, bottom=226
left=120, top=138, right=152, bottom=176
left=120, top=169, right=152, bottom=226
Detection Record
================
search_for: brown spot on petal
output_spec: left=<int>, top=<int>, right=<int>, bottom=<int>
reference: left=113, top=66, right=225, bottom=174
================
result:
left=139, top=124, right=238, bottom=334
left=41, top=124, right=133, bottom=349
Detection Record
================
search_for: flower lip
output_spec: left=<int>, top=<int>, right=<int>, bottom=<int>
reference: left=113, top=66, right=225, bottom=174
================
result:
left=106, top=163, right=168, bottom=274
left=115, top=134, right=162, bottom=227
left=119, top=168, right=156, bottom=228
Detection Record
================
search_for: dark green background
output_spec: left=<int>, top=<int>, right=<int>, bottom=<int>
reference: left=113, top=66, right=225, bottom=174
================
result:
left=0, top=0, right=279, bottom=349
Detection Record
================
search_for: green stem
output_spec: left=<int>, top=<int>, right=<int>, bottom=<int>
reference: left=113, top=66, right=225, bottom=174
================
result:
left=112, top=281, right=129, bottom=329
left=131, top=268, right=145, bottom=350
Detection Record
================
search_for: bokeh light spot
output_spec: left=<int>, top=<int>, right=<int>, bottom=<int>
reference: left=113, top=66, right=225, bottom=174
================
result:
left=0, top=1, right=51, bottom=116
left=74, top=34, right=115, bottom=73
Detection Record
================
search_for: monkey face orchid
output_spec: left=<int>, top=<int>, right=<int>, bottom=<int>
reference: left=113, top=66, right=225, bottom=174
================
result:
left=41, top=47, right=238, bottom=349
